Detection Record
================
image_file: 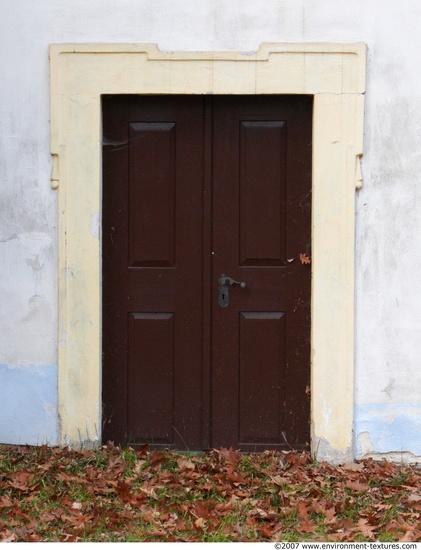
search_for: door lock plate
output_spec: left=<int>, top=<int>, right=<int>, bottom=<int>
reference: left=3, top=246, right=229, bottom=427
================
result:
left=217, top=274, right=246, bottom=308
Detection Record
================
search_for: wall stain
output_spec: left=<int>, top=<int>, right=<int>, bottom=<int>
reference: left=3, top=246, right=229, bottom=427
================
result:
left=26, top=254, right=43, bottom=272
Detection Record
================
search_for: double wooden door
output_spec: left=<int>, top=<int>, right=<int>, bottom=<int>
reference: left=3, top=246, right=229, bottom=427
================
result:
left=102, top=95, right=312, bottom=451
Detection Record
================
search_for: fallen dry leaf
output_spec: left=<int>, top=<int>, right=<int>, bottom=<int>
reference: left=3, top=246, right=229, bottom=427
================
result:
left=296, top=500, right=310, bottom=519
left=399, top=530, right=421, bottom=542
left=194, top=517, right=206, bottom=529
left=358, top=519, right=377, bottom=540
left=345, top=479, right=370, bottom=492
left=259, top=523, right=273, bottom=538
left=1, top=532, right=18, bottom=543
left=343, top=462, right=365, bottom=472
left=297, top=517, right=317, bottom=534
left=299, top=253, right=311, bottom=264
left=217, top=447, right=241, bottom=465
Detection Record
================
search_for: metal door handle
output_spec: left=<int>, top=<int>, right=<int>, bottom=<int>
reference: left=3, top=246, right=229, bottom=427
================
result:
left=218, top=274, right=246, bottom=308
left=218, top=275, right=246, bottom=288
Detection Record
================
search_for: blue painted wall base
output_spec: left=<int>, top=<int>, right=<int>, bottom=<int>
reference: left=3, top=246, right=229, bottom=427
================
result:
left=0, top=363, right=58, bottom=445
left=355, top=403, right=421, bottom=457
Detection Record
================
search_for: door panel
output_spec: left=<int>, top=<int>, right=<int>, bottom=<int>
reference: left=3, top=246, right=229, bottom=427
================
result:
left=239, top=312, right=286, bottom=444
left=239, top=120, right=287, bottom=266
left=128, top=312, right=175, bottom=443
left=128, top=122, right=176, bottom=267
left=102, top=95, right=312, bottom=451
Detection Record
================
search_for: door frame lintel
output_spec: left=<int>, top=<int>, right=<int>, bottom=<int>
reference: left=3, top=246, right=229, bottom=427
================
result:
left=50, top=42, right=366, bottom=464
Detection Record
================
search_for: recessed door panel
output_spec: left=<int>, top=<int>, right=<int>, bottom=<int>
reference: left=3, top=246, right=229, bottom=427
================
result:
left=239, top=120, right=287, bottom=266
left=239, top=312, right=286, bottom=444
left=128, top=312, right=175, bottom=443
left=128, top=122, right=176, bottom=267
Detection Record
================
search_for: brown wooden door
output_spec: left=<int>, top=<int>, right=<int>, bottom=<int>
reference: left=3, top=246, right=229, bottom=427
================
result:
left=211, top=96, right=312, bottom=450
left=102, top=95, right=312, bottom=451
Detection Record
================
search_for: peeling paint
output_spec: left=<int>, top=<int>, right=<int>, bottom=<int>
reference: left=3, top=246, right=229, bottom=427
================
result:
left=357, top=431, right=374, bottom=455
left=63, top=435, right=100, bottom=451
left=355, top=404, right=421, bottom=457
left=60, top=318, right=67, bottom=349
left=359, top=451, right=421, bottom=465
left=322, top=395, right=332, bottom=431
left=26, top=254, right=43, bottom=272
left=381, top=378, right=396, bottom=398
left=313, top=436, right=353, bottom=465
left=22, top=294, right=50, bottom=323
left=90, top=212, right=100, bottom=239
left=0, top=234, right=18, bottom=243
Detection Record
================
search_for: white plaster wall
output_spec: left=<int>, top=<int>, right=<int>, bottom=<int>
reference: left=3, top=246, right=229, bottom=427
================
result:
left=1, top=0, right=420, bottom=457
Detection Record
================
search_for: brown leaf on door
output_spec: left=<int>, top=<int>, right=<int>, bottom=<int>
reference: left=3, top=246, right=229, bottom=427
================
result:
left=299, top=253, right=311, bottom=264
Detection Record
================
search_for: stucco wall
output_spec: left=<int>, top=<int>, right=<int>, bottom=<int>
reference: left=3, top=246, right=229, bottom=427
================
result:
left=1, top=0, right=420, bottom=459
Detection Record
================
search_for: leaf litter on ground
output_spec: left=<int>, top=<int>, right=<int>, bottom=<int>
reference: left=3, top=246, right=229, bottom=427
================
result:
left=1, top=443, right=420, bottom=542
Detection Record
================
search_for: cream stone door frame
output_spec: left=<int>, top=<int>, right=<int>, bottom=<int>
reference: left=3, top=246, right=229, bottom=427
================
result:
left=50, top=43, right=365, bottom=463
